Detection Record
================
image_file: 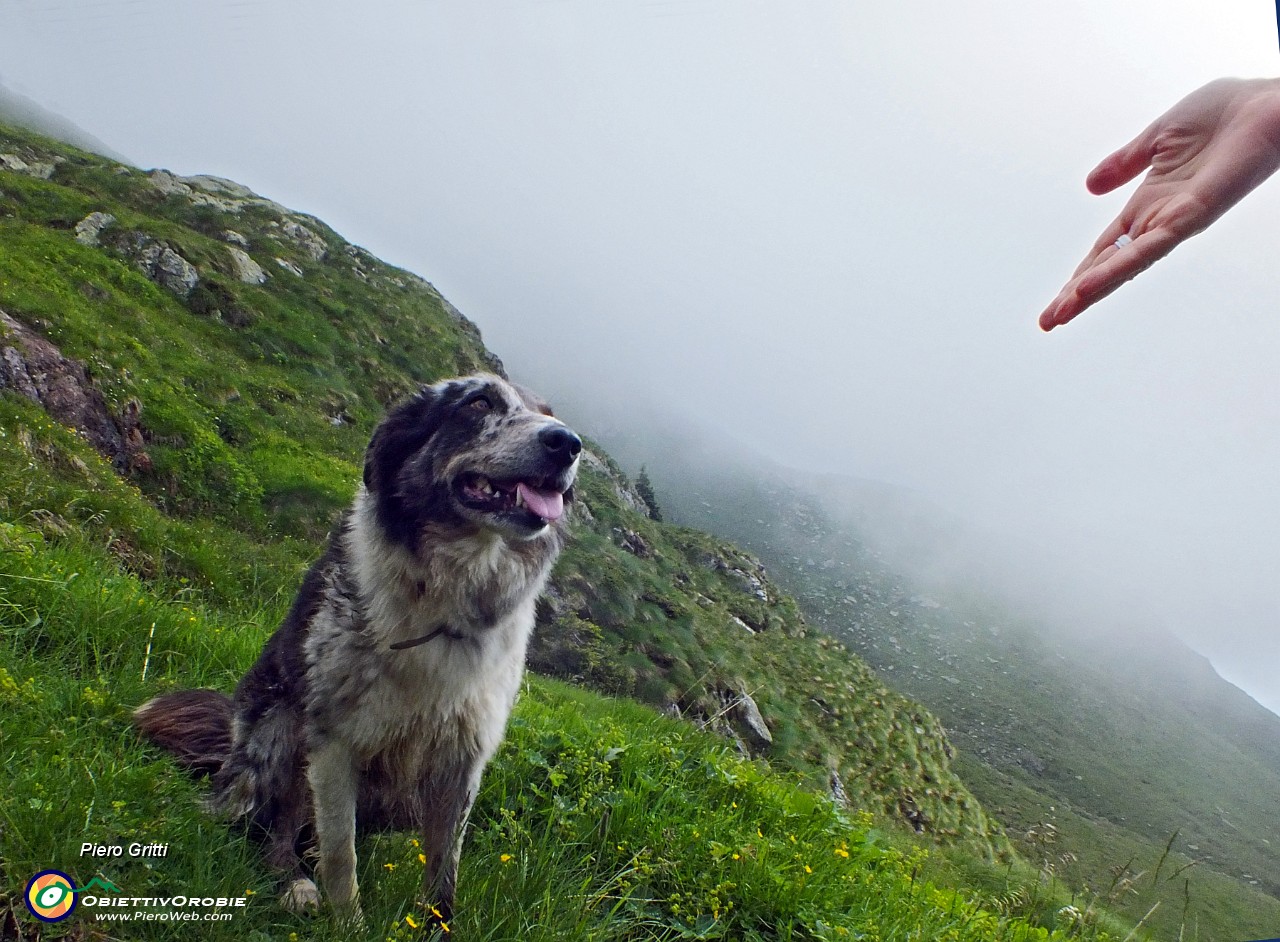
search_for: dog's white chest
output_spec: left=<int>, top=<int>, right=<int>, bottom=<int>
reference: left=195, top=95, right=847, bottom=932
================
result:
left=341, top=627, right=528, bottom=765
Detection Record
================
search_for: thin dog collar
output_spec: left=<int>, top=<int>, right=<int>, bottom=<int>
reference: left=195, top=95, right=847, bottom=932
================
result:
left=389, top=624, right=467, bottom=650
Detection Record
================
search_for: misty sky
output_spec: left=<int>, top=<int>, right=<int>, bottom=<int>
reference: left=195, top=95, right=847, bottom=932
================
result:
left=2, top=0, right=1278, bottom=714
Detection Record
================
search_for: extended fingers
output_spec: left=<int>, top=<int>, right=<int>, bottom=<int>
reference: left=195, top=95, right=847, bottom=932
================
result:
left=1070, top=216, right=1136, bottom=279
left=1073, top=226, right=1179, bottom=301
left=1039, top=226, right=1180, bottom=331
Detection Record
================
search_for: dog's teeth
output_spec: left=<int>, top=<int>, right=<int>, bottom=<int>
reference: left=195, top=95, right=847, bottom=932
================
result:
left=475, top=476, right=491, bottom=494
left=515, top=487, right=525, bottom=508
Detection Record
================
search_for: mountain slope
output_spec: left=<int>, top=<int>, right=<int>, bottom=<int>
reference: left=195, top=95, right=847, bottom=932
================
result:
left=593, top=418, right=1280, bottom=942
left=0, top=119, right=1131, bottom=939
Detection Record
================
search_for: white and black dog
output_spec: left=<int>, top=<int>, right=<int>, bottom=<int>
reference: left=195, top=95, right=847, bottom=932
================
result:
left=134, top=373, right=580, bottom=924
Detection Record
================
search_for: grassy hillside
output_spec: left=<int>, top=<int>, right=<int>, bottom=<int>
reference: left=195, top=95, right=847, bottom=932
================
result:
left=0, top=118, right=999, bottom=849
left=619, top=436, right=1280, bottom=942
left=0, top=121, right=1142, bottom=939
left=1, top=514, right=1087, bottom=942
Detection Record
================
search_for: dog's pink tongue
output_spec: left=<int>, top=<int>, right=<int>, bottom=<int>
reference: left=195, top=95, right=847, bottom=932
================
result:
left=517, top=482, right=564, bottom=522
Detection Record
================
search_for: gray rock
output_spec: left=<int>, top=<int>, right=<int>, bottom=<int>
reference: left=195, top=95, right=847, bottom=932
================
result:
left=147, top=170, right=290, bottom=216
left=725, top=566, right=769, bottom=602
left=274, top=257, right=304, bottom=277
left=74, top=212, right=116, bottom=246
left=221, top=229, right=249, bottom=247
left=184, top=174, right=256, bottom=199
left=135, top=241, right=199, bottom=297
left=829, top=769, right=851, bottom=808
left=226, top=246, right=267, bottom=285
left=725, top=689, right=772, bottom=750
left=281, top=220, right=327, bottom=261
left=611, top=527, right=652, bottom=558
left=147, top=169, right=192, bottom=197
left=0, top=153, right=56, bottom=179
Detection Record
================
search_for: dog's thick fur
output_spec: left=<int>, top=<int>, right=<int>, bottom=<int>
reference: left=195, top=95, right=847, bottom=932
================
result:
left=134, top=374, right=580, bottom=923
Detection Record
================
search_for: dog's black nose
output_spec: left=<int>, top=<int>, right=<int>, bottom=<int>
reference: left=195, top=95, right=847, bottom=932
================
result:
left=539, top=426, right=582, bottom=465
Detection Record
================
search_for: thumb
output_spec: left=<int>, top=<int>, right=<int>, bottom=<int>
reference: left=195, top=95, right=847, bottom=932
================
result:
left=1085, top=124, right=1158, bottom=195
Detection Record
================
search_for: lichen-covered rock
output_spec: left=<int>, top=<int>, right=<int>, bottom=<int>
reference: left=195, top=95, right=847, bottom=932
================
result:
left=721, top=687, right=772, bottom=750
left=275, top=257, right=304, bottom=277
left=226, top=246, right=267, bottom=285
left=611, top=526, right=652, bottom=558
left=133, top=239, right=199, bottom=297
left=74, top=211, right=116, bottom=246
left=281, top=219, right=327, bottom=261
left=724, top=566, right=769, bottom=602
left=0, top=152, right=56, bottom=179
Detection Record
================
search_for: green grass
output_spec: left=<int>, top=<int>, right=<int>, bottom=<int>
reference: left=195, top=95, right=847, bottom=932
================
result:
left=1, top=525, right=1089, bottom=941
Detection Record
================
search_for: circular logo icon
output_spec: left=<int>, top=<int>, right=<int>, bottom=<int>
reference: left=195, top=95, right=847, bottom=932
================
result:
left=25, top=870, right=77, bottom=923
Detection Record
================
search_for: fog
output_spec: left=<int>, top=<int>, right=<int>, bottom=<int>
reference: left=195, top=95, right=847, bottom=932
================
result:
left=2, top=0, right=1278, bottom=713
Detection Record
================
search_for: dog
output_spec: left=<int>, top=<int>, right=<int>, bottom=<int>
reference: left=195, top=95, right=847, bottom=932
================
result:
left=134, top=373, right=581, bottom=925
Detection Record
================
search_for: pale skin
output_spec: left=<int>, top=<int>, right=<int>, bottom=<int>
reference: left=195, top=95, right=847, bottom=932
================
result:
left=1040, top=77, right=1280, bottom=332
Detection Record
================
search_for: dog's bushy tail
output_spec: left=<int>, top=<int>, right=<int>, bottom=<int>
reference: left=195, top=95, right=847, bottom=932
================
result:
left=133, top=689, right=233, bottom=776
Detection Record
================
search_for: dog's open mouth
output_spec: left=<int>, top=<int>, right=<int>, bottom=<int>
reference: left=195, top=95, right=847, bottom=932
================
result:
left=457, top=473, right=567, bottom=525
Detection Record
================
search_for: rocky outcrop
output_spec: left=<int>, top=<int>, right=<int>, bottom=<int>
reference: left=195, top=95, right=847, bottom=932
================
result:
left=0, top=309, right=148, bottom=471
left=280, top=220, right=327, bottom=261
left=581, top=449, right=650, bottom=514
left=611, top=526, right=652, bottom=558
left=132, top=238, right=199, bottom=297
left=0, top=151, right=57, bottom=179
left=74, top=212, right=115, bottom=246
left=829, top=769, right=851, bottom=808
left=226, top=246, right=267, bottom=285
left=147, top=169, right=293, bottom=217
left=723, top=565, right=769, bottom=602
left=721, top=687, right=773, bottom=751
left=76, top=221, right=200, bottom=297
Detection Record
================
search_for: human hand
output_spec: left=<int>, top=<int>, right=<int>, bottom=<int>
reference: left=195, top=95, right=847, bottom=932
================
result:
left=1039, top=78, right=1280, bottom=331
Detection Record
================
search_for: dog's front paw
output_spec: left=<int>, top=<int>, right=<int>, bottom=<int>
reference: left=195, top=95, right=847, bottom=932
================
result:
left=333, top=900, right=366, bottom=933
left=281, top=877, right=321, bottom=913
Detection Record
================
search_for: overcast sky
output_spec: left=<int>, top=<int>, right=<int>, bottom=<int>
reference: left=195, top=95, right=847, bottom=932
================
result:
left=2, top=0, right=1278, bottom=715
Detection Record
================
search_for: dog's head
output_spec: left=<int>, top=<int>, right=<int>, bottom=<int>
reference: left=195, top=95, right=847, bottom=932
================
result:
left=363, top=374, right=581, bottom=549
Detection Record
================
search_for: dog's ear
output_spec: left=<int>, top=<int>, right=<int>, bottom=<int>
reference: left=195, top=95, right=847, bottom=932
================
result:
left=363, top=385, right=442, bottom=494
